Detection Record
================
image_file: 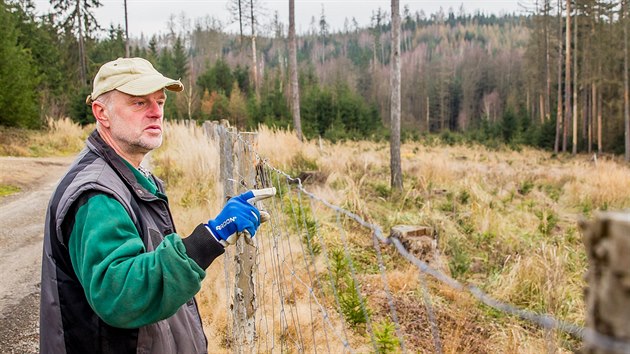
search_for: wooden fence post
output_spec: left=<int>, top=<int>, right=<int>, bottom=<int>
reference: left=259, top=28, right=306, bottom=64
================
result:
left=580, top=212, right=630, bottom=354
left=233, top=131, right=258, bottom=352
left=205, top=120, right=257, bottom=352
left=203, top=120, right=235, bottom=197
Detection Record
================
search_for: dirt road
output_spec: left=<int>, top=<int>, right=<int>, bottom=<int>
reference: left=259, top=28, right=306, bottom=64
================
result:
left=0, top=156, right=73, bottom=354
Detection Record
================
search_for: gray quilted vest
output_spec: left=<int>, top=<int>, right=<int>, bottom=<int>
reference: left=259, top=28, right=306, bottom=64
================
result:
left=40, top=130, right=208, bottom=354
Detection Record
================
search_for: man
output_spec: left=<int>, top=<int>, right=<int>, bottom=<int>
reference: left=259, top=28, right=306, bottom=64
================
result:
left=40, top=57, right=272, bottom=353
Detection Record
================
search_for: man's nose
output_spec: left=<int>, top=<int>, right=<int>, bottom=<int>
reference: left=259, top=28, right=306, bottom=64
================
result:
left=147, top=100, right=163, bottom=118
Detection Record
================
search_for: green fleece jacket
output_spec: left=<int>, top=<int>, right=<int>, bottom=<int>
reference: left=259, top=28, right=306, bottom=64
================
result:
left=68, top=162, right=206, bottom=328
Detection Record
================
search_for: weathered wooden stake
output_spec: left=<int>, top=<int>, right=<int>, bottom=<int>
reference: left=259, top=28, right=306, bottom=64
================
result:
left=203, top=120, right=235, bottom=197
left=204, top=121, right=257, bottom=352
left=232, top=132, right=258, bottom=353
left=580, top=212, right=630, bottom=354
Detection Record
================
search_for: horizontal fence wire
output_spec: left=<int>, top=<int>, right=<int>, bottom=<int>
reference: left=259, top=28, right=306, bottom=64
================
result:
left=223, top=129, right=630, bottom=354
left=256, top=162, right=358, bottom=352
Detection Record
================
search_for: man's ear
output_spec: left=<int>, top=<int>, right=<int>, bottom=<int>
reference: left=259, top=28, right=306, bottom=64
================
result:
left=92, top=101, right=110, bottom=128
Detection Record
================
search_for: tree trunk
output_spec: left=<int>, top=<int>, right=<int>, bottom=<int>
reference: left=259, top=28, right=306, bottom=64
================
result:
left=440, top=81, right=447, bottom=129
left=390, top=0, right=403, bottom=191
left=526, top=88, right=530, bottom=120
left=426, top=95, right=430, bottom=132
left=624, top=0, right=630, bottom=162
left=76, top=0, right=87, bottom=86
left=598, top=79, right=602, bottom=153
left=572, top=5, right=578, bottom=155
left=582, top=85, right=588, bottom=141
left=590, top=83, right=595, bottom=153
left=124, top=0, right=130, bottom=57
left=563, top=0, right=571, bottom=153
left=554, top=0, right=563, bottom=154
left=372, top=39, right=378, bottom=73
left=545, top=0, right=552, bottom=121
left=582, top=11, right=591, bottom=145
left=250, top=1, right=259, bottom=98
left=539, top=94, right=545, bottom=123
left=238, top=0, right=243, bottom=45
left=288, top=0, right=303, bottom=141
left=187, top=56, right=194, bottom=120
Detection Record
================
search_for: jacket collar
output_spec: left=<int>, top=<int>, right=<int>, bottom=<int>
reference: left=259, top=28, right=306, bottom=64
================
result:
left=86, top=130, right=157, bottom=201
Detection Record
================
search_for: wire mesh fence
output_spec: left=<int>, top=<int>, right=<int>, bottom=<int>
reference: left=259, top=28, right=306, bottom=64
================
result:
left=206, top=122, right=630, bottom=354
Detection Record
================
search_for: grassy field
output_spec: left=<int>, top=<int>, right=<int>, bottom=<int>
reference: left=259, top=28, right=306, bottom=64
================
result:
left=0, top=118, right=89, bottom=157
left=0, top=118, right=91, bottom=196
left=4, top=119, right=629, bottom=352
left=154, top=122, right=629, bottom=353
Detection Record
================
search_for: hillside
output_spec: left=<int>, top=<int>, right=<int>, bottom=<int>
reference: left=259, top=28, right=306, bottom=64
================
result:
left=157, top=122, right=630, bottom=352
left=1, top=116, right=628, bottom=352
left=3, top=1, right=626, bottom=158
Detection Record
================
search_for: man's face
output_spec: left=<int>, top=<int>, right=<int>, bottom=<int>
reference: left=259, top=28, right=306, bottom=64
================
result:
left=104, top=90, right=166, bottom=155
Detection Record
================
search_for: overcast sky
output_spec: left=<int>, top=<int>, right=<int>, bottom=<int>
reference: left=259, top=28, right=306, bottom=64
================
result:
left=35, top=0, right=524, bottom=38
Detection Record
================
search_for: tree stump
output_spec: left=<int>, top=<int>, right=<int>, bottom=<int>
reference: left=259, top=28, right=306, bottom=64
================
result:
left=580, top=212, right=630, bottom=354
left=390, top=225, right=440, bottom=266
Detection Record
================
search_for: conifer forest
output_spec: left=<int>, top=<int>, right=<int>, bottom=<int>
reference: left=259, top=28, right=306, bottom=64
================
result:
left=2, top=0, right=630, bottom=159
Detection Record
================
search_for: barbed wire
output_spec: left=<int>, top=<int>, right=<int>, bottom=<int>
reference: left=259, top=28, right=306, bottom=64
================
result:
left=371, top=232, right=408, bottom=353
left=221, top=126, right=630, bottom=354
left=260, top=158, right=630, bottom=354
left=306, top=196, right=354, bottom=351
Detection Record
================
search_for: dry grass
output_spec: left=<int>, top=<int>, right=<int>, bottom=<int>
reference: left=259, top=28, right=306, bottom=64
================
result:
left=2, top=119, right=620, bottom=351
left=563, top=159, right=630, bottom=213
left=155, top=121, right=630, bottom=353
left=151, top=122, right=223, bottom=234
left=0, top=117, right=90, bottom=157
left=257, top=125, right=316, bottom=168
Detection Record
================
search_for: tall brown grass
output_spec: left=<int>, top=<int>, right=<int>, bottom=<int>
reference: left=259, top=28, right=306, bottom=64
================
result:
left=151, top=122, right=223, bottom=234
left=0, top=117, right=90, bottom=156
left=156, top=121, right=630, bottom=353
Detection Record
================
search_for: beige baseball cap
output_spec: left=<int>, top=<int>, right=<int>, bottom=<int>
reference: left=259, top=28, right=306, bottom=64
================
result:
left=86, top=57, right=184, bottom=104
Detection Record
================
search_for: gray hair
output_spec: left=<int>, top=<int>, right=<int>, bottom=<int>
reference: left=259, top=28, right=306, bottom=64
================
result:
left=95, top=91, right=115, bottom=109
left=94, top=91, right=115, bottom=129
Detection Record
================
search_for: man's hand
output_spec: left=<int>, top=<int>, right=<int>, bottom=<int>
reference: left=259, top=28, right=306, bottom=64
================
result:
left=205, top=188, right=276, bottom=247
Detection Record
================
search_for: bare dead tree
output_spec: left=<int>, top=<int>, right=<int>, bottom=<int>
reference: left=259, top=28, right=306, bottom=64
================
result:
left=288, top=0, right=303, bottom=141
left=625, top=0, right=630, bottom=162
left=572, top=3, right=578, bottom=155
left=563, top=0, right=572, bottom=152
left=555, top=0, right=563, bottom=154
left=228, top=0, right=262, bottom=97
left=237, top=0, right=243, bottom=43
left=51, top=0, right=103, bottom=85
left=124, top=0, right=129, bottom=57
left=227, top=0, right=244, bottom=45
left=545, top=0, right=552, bottom=121
left=249, top=0, right=259, bottom=98
left=390, top=0, right=403, bottom=191
left=76, top=0, right=86, bottom=84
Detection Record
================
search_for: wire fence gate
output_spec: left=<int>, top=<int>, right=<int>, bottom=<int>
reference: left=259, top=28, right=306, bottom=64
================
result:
left=203, top=121, right=630, bottom=354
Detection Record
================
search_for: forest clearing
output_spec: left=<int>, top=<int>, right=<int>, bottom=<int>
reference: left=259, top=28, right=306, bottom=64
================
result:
left=158, top=121, right=629, bottom=353
left=2, top=0, right=630, bottom=352
left=3, top=120, right=626, bottom=352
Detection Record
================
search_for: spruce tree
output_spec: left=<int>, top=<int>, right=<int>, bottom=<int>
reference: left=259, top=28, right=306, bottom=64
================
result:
left=0, top=1, right=40, bottom=128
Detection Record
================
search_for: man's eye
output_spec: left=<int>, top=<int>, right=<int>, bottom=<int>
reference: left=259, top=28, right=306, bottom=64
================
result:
left=134, top=101, right=145, bottom=106
left=157, top=101, right=165, bottom=106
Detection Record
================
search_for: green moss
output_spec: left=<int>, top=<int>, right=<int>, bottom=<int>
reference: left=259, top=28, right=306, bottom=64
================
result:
left=0, top=184, right=20, bottom=197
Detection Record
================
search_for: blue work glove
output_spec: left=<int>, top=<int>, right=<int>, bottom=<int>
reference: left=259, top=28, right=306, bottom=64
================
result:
left=205, top=188, right=276, bottom=247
